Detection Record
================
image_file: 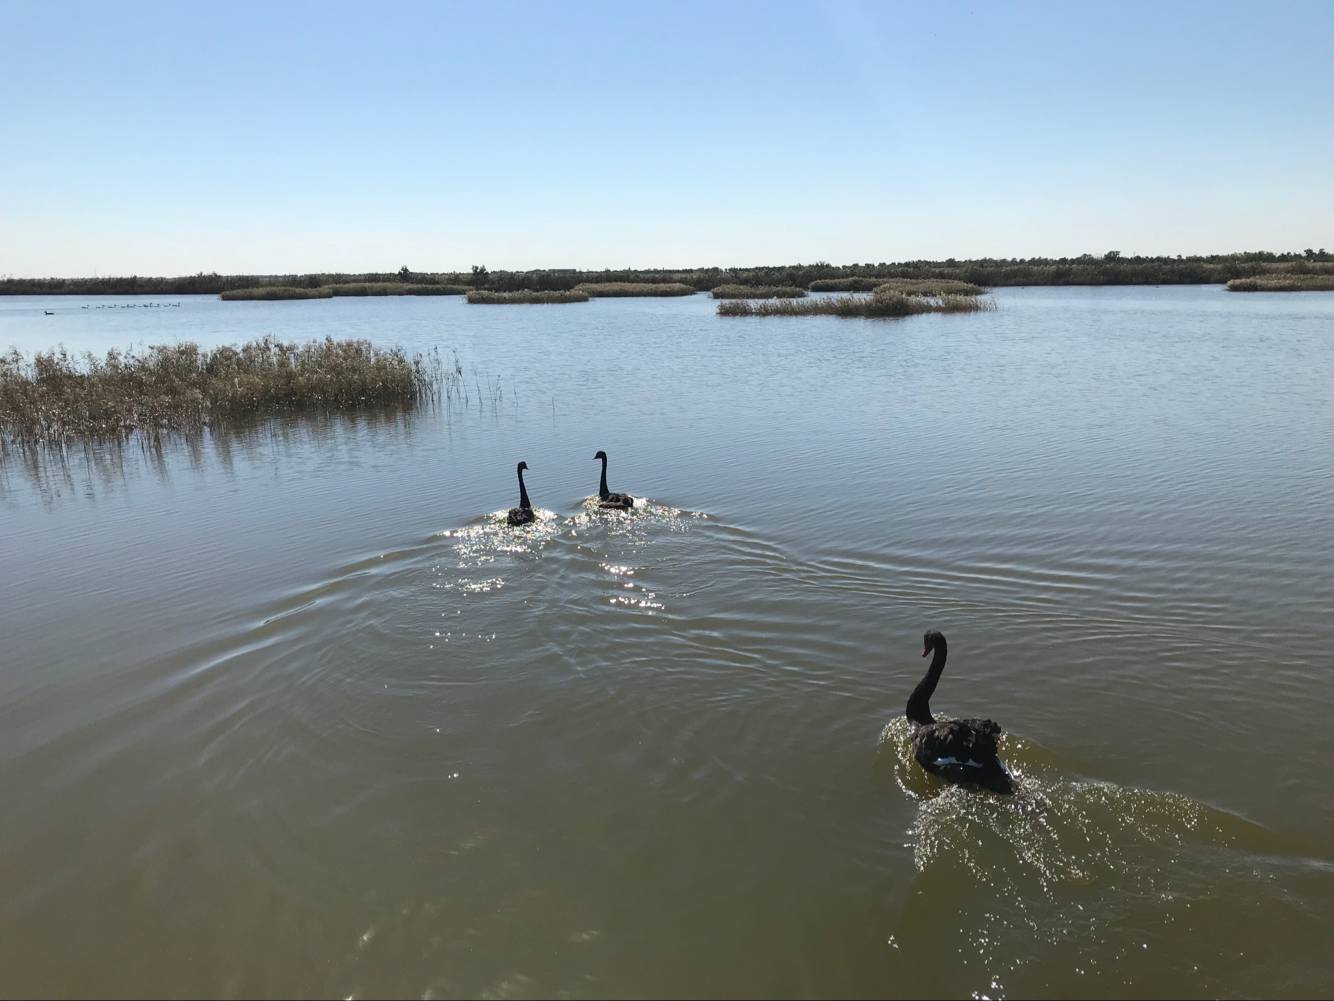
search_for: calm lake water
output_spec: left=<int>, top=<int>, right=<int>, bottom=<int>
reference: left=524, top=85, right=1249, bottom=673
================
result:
left=3, top=286, right=1333, bottom=999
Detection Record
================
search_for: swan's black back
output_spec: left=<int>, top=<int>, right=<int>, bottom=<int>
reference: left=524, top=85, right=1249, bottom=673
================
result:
left=595, top=450, right=634, bottom=509
left=911, top=718, right=1013, bottom=794
left=907, top=631, right=1015, bottom=794
left=507, top=462, right=535, bottom=526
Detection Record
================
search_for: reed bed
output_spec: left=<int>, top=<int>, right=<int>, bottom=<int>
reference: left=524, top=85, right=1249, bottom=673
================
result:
left=874, top=278, right=986, bottom=296
left=466, top=289, right=589, bottom=304
left=219, top=286, right=334, bottom=300
left=221, top=283, right=468, bottom=300
left=710, top=285, right=808, bottom=299
left=573, top=282, right=696, bottom=297
left=806, top=277, right=986, bottom=295
left=718, top=291, right=996, bottom=318
left=1226, top=275, right=1334, bottom=291
left=807, top=277, right=886, bottom=292
left=0, top=337, right=438, bottom=444
left=328, top=282, right=470, bottom=296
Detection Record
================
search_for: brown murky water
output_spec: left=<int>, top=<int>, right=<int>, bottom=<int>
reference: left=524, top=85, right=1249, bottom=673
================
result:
left=2, top=286, right=1333, bottom=998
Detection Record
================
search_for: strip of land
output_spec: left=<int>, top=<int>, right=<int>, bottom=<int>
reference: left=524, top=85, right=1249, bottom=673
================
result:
left=5, top=252, right=1332, bottom=297
left=1225, top=275, right=1334, bottom=292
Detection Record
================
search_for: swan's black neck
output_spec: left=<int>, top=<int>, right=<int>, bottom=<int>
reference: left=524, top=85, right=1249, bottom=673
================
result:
left=517, top=466, right=531, bottom=510
left=906, top=639, right=947, bottom=726
left=598, top=454, right=610, bottom=499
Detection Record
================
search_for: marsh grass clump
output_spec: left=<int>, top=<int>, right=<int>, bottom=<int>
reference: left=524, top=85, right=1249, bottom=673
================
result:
left=219, top=286, right=334, bottom=300
left=808, top=277, right=886, bottom=292
left=1226, top=275, right=1334, bottom=292
left=466, top=289, right=590, bottom=304
left=718, top=291, right=996, bottom=318
left=328, top=282, right=470, bottom=296
left=807, top=277, right=986, bottom=295
left=710, top=285, right=807, bottom=299
left=221, top=283, right=468, bottom=300
left=0, top=337, right=438, bottom=444
left=573, top=282, right=696, bottom=297
left=874, top=278, right=986, bottom=296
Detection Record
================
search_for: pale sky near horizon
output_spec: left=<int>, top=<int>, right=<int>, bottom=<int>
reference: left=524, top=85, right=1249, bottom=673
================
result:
left=3, top=0, right=1332, bottom=277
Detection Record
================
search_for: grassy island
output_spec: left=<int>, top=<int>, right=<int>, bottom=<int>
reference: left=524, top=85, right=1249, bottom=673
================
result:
left=719, top=288, right=995, bottom=318
left=1225, top=275, right=1334, bottom=292
left=710, top=285, right=807, bottom=299
left=807, top=277, right=986, bottom=295
left=221, top=283, right=467, bottom=300
left=807, top=277, right=886, bottom=292
left=873, top=278, right=986, bottom=296
left=0, top=338, right=436, bottom=444
left=466, top=289, right=589, bottom=304
left=574, top=282, right=696, bottom=297
left=219, top=286, right=334, bottom=300
left=327, top=282, right=469, bottom=296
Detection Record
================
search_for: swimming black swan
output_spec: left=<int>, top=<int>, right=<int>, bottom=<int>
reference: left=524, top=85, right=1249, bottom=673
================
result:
left=506, top=461, right=536, bottom=526
left=593, top=450, right=634, bottom=509
left=907, top=631, right=1015, bottom=794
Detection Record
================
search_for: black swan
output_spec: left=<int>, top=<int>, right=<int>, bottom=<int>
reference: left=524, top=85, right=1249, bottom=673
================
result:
left=907, top=631, right=1014, bottom=794
left=593, top=450, right=634, bottom=509
left=506, top=461, right=536, bottom=526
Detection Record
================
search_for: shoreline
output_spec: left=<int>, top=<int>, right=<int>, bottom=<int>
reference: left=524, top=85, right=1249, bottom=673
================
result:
left=4, top=252, right=1332, bottom=297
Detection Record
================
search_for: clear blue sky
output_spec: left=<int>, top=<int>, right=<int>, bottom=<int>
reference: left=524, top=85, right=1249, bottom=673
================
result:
left=3, top=0, right=1331, bottom=276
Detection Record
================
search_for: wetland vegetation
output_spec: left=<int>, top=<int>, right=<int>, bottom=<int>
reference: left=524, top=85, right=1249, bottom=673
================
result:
left=466, top=289, right=589, bottom=304
left=1226, top=274, right=1334, bottom=291
left=710, top=285, right=807, bottom=299
left=6, top=251, right=1333, bottom=298
left=573, top=282, right=696, bottom=297
left=718, top=288, right=995, bottom=318
left=0, top=337, right=438, bottom=444
left=219, top=286, right=334, bottom=301
left=221, top=283, right=468, bottom=300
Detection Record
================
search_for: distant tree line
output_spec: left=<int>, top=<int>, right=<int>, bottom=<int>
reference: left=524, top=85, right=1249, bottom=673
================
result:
left=4, top=251, right=1332, bottom=296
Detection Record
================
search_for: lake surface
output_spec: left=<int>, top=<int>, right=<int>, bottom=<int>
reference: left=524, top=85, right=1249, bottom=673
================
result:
left=3, top=286, right=1333, bottom=999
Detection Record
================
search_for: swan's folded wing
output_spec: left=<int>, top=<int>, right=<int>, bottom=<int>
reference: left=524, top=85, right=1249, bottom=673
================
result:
left=917, top=719, right=1001, bottom=764
left=958, top=717, right=1003, bottom=739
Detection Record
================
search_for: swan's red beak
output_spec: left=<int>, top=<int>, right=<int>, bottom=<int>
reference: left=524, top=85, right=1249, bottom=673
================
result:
left=922, top=646, right=929, bottom=657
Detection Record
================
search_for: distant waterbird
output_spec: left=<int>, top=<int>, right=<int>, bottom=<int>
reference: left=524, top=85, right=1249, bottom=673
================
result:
left=43, top=310, right=54, bottom=316
left=907, top=631, right=1015, bottom=794
left=506, top=461, right=536, bottom=526
left=593, top=450, right=634, bottom=509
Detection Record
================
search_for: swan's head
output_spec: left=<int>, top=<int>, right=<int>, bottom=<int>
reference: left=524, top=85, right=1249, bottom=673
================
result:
left=593, top=450, right=607, bottom=461
left=922, top=629, right=946, bottom=657
left=517, top=461, right=528, bottom=472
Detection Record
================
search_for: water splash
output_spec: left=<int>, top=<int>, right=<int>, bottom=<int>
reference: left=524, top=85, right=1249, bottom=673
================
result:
left=876, top=717, right=1329, bottom=998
